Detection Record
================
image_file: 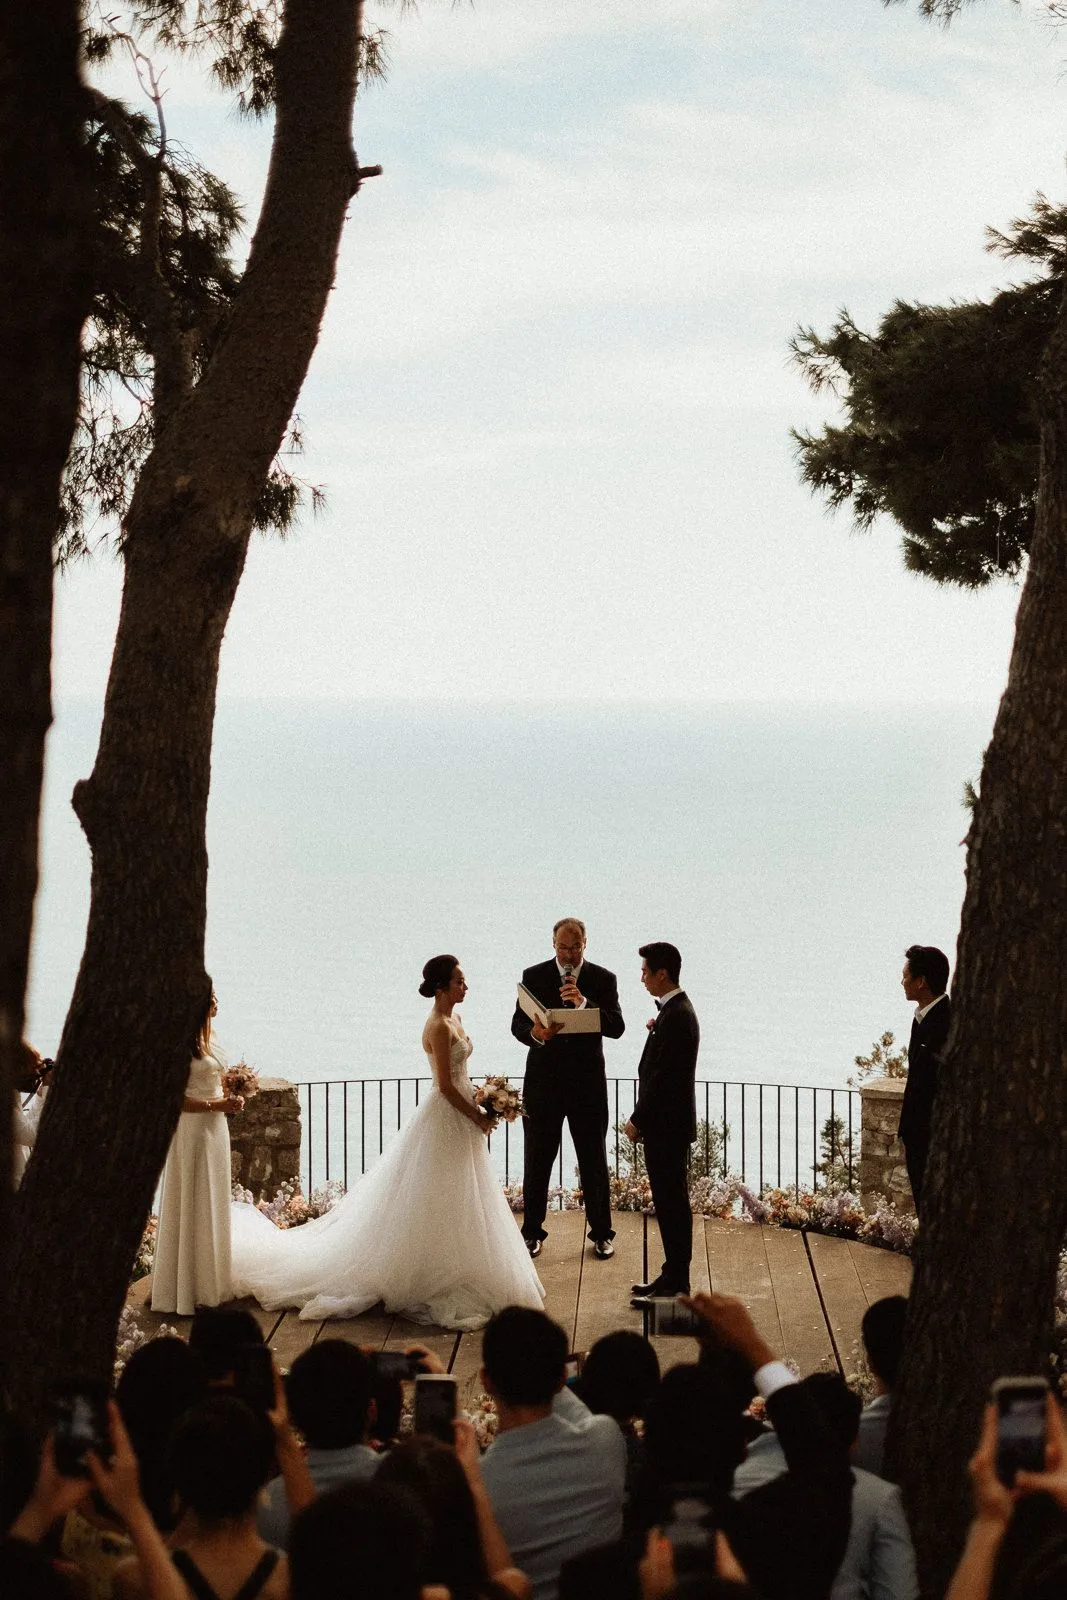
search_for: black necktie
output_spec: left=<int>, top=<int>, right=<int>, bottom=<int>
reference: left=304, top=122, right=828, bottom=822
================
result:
left=654, top=1000, right=663, bottom=1011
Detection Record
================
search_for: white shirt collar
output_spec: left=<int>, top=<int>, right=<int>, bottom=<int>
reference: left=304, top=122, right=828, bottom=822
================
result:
left=916, top=993, right=947, bottom=1022
left=555, top=958, right=583, bottom=979
left=658, top=986, right=683, bottom=1006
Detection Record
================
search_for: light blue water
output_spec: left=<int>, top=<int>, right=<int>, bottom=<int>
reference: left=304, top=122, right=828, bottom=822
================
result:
left=27, top=699, right=991, bottom=1102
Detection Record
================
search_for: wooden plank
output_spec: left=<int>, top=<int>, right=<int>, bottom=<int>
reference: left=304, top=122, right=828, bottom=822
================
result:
left=383, top=1319, right=459, bottom=1370
left=316, top=1308, right=397, bottom=1351
left=527, top=1207, right=587, bottom=1352
left=267, top=1310, right=323, bottom=1371
left=846, top=1240, right=912, bottom=1305
left=650, top=1214, right=714, bottom=1375
left=761, top=1226, right=835, bottom=1376
left=572, top=1210, right=644, bottom=1355
left=806, top=1233, right=870, bottom=1379
left=705, top=1219, right=783, bottom=1356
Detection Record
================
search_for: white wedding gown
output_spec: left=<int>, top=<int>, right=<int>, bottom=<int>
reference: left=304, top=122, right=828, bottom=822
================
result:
left=230, top=1028, right=544, bottom=1330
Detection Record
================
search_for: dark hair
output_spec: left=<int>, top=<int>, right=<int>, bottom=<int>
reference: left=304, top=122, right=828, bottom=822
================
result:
left=642, top=1364, right=748, bottom=1505
left=285, top=1340, right=372, bottom=1451
left=861, top=1295, right=908, bottom=1389
left=168, top=1395, right=275, bottom=1522
left=419, top=954, right=459, bottom=999
left=482, top=1307, right=567, bottom=1406
left=117, top=1337, right=206, bottom=1529
left=577, top=1331, right=660, bottom=1424
left=289, top=1480, right=431, bottom=1600
left=639, top=942, right=682, bottom=985
left=188, top=1306, right=264, bottom=1383
left=799, top=1372, right=862, bottom=1449
left=904, top=944, right=949, bottom=997
left=191, top=981, right=215, bottom=1059
left=377, top=1437, right=489, bottom=1600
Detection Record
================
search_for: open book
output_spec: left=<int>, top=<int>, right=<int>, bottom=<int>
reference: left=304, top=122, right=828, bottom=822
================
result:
left=517, top=982, right=602, bottom=1035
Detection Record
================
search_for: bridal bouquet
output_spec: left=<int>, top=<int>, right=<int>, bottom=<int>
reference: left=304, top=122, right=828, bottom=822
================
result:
left=221, top=1060, right=260, bottom=1100
left=474, top=1075, right=525, bottom=1123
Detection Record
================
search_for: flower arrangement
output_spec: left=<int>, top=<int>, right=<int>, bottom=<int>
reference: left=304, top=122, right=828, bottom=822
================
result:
left=222, top=1060, right=260, bottom=1100
left=232, top=1177, right=345, bottom=1228
left=132, top=1214, right=159, bottom=1281
left=473, top=1076, right=525, bottom=1123
left=114, top=1305, right=180, bottom=1379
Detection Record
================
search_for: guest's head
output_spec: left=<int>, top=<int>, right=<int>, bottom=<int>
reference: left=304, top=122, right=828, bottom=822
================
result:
left=481, top=1307, right=567, bottom=1409
left=577, top=1331, right=660, bottom=1425
left=289, top=1479, right=432, bottom=1600
left=552, top=919, right=587, bottom=968
left=117, top=1336, right=206, bottom=1528
left=168, top=1394, right=275, bottom=1526
left=188, top=1305, right=264, bottom=1385
left=640, top=942, right=682, bottom=994
left=861, top=1295, right=908, bottom=1392
left=799, top=1373, right=862, bottom=1452
left=419, top=954, right=464, bottom=1003
left=642, top=1364, right=748, bottom=1506
left=377, top=1436, right=489, bottom=1600
left=14, top=1042, right=43, bottom=1095
left=902, top=945, right=950, bottom=1003
left=285, top=1340, right=373, bottom=1450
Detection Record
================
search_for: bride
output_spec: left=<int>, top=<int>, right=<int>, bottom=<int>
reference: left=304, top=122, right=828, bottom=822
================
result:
left=231, top=954, right=544, bottom=1330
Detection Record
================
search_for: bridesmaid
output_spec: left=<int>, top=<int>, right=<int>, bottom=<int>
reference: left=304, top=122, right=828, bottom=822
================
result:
left=151, top=987, right=245, bottom=1315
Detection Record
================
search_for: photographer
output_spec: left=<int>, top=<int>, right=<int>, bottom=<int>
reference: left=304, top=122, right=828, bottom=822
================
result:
left=12, top=1042, right=52, bottom=1187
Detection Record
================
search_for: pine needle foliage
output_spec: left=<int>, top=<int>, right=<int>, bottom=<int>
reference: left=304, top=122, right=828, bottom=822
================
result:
left=792, top=196, right=1067, bottom=588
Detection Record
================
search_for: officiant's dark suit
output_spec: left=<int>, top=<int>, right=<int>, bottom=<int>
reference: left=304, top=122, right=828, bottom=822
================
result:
left=630, top=962, right=700, bottom=1294
left=511, top=922, right=625, bottom=1248
left=897, top=944, right=952, bottom=1216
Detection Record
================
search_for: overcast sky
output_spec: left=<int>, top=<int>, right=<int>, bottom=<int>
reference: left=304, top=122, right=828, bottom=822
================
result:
left=56, top=0, right=1067, bottom=705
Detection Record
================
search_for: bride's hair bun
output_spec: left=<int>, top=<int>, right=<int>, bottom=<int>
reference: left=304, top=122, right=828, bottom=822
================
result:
left=419, top=953, right=460, bottom=998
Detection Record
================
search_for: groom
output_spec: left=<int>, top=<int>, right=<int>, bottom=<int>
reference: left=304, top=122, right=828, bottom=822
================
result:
left=511, top=917, right=625, bottom=1260
left=627, top=941, right=700, bottom=1299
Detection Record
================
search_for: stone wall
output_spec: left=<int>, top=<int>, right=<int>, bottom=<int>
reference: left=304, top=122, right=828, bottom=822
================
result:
left=229, top=1078, right=301, bottom=1202
left=858, top=1077, right=913, bottom=1213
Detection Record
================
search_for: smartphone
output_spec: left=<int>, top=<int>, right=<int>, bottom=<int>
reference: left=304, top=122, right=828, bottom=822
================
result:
left=371, top=1350, right=420, bottom=1381
left=414, top=1374, right=457, bottom=1443
left=51, top=1379, right=112, bottom=1478
left=992, top=1376, right=1048, bottom=1486
left=233, top=1343, right=276, bottom=1413
left=564, top=1352, right=585, bottom=1383
left=645, top=1297, right=703, bottom=1336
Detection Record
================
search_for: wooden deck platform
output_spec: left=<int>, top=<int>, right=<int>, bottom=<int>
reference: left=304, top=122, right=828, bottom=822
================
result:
left=129, top=1212, right=911, bottom=1409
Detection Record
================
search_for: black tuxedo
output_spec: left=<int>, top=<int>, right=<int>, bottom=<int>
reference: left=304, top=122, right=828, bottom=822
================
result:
left=631, top=991, right=700, bottom=1290
left=898, top=992, right=952, bottom=1213
left=511, top=957, right=625, bottom=1241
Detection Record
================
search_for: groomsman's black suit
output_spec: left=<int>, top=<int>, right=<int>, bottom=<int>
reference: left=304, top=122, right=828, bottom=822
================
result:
left=631, top=991, right=700, bottom=1292
left=898, top=992, right=952, bottom=1214
left=511, top=958, right=625, bottom=1242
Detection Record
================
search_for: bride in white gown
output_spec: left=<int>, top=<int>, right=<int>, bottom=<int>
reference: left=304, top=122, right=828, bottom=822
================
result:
left=231, top=955, right=544, bottom=1330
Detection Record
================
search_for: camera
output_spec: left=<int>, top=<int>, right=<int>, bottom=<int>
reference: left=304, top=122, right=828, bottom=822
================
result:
left=370, top=1350, right=426, bottom=1381
left=644, top=1298, right=703, bottom=1337
left=662, top=1492, right=717, bottom=1576
left=51, top=1379, right=112, bottom=1478
left=992, top=1375, right=1048, bottom=1486
left=413, top=1374, right=457, bottom=1443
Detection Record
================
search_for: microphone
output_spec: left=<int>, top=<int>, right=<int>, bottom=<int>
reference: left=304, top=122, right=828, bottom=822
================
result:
left=561, top=964, right=575, bottom=1007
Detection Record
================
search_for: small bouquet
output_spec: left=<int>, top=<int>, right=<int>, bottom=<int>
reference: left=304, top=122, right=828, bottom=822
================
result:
left=221, top=1060, right=260, bottom=1100
left=474, top=1075, right=526, bottom=1123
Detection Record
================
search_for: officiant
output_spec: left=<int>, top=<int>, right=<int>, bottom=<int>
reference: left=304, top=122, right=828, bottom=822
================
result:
left=511, top=917, right=625, bottom=1261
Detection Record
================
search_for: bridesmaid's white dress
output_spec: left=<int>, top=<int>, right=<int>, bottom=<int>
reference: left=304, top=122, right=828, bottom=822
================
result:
left=230, top=1027, right=544, bottom=1330
left=151, top=1050, right=233, bottom=1315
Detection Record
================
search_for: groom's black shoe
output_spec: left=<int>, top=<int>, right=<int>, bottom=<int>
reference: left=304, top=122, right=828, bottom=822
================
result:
left=592, top=1239, right=615, bottom=1260
left=525, top=1237, right=542, bottom=1259
left=631, top=1277, right=689, bottom=1299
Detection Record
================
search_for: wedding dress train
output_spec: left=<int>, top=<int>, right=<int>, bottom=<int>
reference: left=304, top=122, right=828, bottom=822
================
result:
left=230, top=1031, right=544, bottom=1330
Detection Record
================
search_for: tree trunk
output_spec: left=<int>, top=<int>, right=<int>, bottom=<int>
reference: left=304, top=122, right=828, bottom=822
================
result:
left=9, top=0, right=365, bottom=1421
left=0, top=3, right=89, bottom=1390
left=892, top=284, right=1067, bottom=1594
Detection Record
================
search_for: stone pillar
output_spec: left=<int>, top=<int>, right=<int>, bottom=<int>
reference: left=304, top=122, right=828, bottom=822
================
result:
left=858, top=1077, right=913, bottom=1214
left=229, top=1078, right=302, bottom=1203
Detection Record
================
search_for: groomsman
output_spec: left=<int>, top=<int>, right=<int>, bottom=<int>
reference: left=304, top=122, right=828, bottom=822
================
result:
left=511, top=917, right=625, bottom=1260
left=897, top=943, right=952, bottom=1216
left=627, top=942, right=700, bottom=1299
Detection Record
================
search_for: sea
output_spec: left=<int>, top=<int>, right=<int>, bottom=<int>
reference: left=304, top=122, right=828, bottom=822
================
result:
left=27, top=697, right=992, bottom=1103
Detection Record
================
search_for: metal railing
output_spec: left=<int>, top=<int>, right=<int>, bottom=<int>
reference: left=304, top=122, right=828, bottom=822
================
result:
left=292, top=1078, right=861, bottom=1200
